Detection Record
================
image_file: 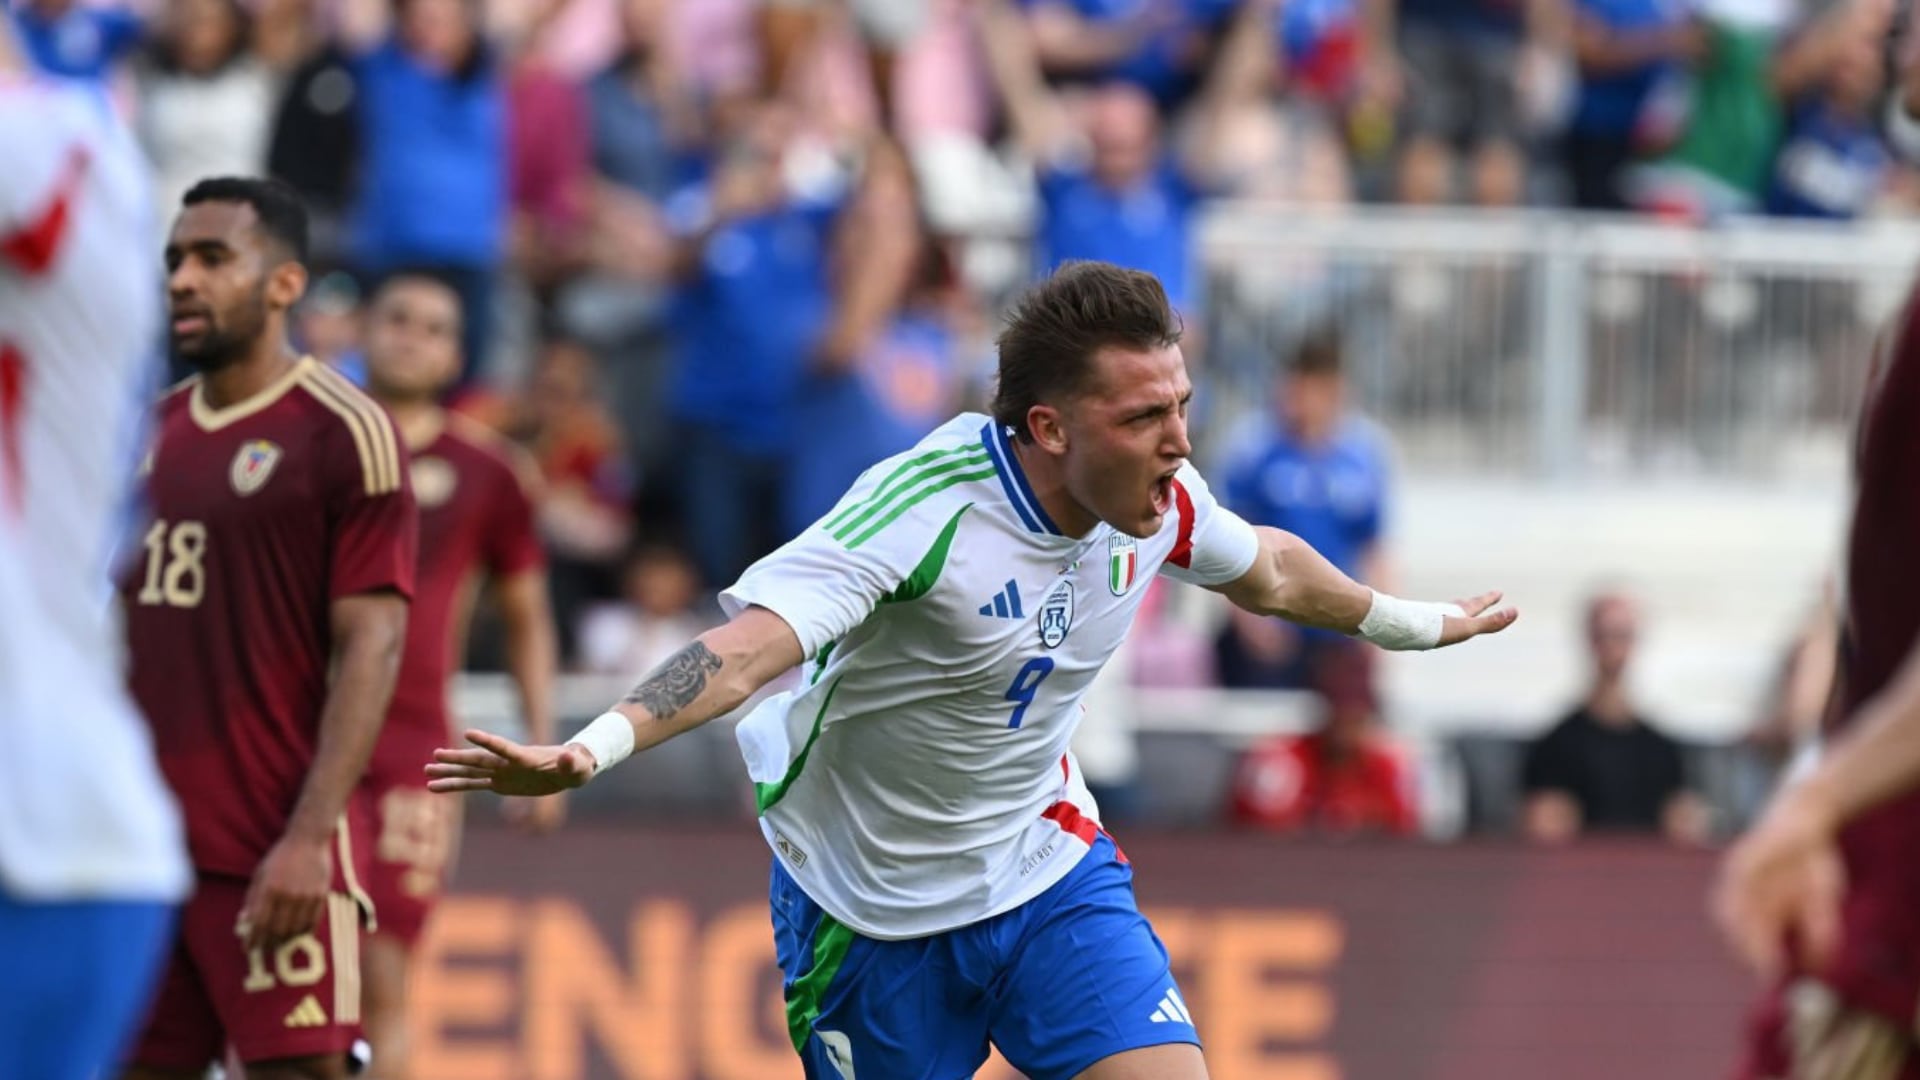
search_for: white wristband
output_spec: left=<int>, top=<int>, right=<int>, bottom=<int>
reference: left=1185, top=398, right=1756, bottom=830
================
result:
left=566, top=712, right=635, bottom=778
left=1354, top=590, right=1466, bottom=651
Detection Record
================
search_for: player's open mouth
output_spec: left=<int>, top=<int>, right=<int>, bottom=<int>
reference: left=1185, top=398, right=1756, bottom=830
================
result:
left=1151, top=473, right=1175, bottom=516
left=170, top=312, right=210, bottom=337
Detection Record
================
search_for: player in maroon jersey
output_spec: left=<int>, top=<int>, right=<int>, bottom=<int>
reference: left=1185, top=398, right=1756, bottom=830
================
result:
left=1713, top=56, right=1920, bottom=1078
left=119, top=177, right=416, bottom=1080
left=353, top=271, right=557, bottom=1079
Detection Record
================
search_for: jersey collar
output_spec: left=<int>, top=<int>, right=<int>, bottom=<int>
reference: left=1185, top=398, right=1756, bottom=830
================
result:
left=980, top=420, right=1063, bottom=537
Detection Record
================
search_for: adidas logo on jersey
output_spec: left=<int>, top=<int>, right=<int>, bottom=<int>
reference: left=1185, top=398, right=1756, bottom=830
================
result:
left=1148, top=987, right=1194, bottom=1025
left=284, top=994, right=329, bottom=1028
left=978, top=579, right=1024, bottom=619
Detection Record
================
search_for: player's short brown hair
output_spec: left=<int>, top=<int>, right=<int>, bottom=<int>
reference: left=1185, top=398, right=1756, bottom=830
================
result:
left=992, top=261, right=1182, bottom=442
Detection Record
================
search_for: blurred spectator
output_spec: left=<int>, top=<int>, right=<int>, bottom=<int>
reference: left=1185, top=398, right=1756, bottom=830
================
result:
left=980, top=0, right=1271, bottom=318
left=1017, top=0, right=1238, bottom=109
left=135, top=0, right=275, bottom=235
left=657, top=93, right=857, bottom=586
left=1620, top=12, right=1780, bottom=218
left=295, top=270, right=365, bottom=374
left=507, top=0, right=591, bottom=295
left=489, top=336, right=633, bottom=657
left=1385, top=0, right=1569, bottom=206
left=338, top=0, right=509, bottom=379
left=1215, top=329, right=1393, bottom=689
left=786, top=139, right=961, bottom=533
left=1562, top=0, right=1701, bottom=209
left=1762, top=0, right=1895, bottom=219
left=1229, top=645, right=1420, bottom=836
left=759, top=0, right=933, bottom=123
left=577, top=543, right=713, bottom=674
left=1521, top=590, right=1710, bottom=845
left=11, top=0, right=141, bottom=82
left=265, top=7, right=363, bottom=270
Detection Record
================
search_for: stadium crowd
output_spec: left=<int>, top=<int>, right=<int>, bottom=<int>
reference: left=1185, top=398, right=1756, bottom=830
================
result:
left=12, top=0, right=1876, bottom=837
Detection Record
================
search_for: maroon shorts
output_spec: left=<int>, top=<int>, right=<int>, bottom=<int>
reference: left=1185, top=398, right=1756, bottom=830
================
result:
left=127, top=874, right=364, bottom=1069
left=365, top=773, right=461, bottom=947
left=1735, top=978, right=1920, bottom=1080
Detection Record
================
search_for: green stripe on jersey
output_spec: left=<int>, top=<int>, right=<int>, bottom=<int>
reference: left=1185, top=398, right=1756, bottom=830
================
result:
left=839, top=466, right=996, bottom=550
left=881, top=503, right=971, bottom=604
left=754, top=675, right=843, bottom=813
left=828, top=447, right=990, bottom=543
left=824, top=443, right=982, bottom=534
left=786, top=915, right=856, bottom=1052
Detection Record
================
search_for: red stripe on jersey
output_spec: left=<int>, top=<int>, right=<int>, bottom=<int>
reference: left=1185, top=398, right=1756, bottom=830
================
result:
left=1040, top=800, right=1128, bottom=863
left=1167, top=478, right=1197, bottom=569
left=1060, top=754, right=1070, bottom=783
left=0, top=343, right=24, bottom=517
left=1, top=147, right=87, bottom=276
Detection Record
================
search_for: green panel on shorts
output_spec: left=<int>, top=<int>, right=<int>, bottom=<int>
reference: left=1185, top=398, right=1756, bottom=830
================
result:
left=786, top=914, right=856, bottom=1052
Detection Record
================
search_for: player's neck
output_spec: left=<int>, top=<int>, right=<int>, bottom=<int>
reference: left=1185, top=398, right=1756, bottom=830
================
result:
left=384, top=400, right=446, bottom=450
left=1008, top=438, right=1097, bottom=537
left=1585, top=684, right=1636, bottom=728
left=201, top=345, right=300, bottom=411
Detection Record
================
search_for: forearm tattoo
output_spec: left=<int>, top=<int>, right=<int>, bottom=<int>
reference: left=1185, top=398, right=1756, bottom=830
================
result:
left=622, top=642, right=723, bottom=719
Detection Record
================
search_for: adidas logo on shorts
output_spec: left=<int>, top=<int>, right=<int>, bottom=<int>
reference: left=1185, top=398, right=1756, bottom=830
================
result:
left=1148, top=987, right=1193, bottom=1026
left=285, top=994, right=329, bottom=1028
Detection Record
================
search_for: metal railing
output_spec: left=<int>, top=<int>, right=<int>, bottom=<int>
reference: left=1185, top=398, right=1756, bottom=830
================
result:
left=1198, top=204, right=1920, bottom=481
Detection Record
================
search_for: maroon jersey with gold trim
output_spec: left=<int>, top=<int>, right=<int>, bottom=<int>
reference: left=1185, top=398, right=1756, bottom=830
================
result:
left=1824, top=291, right=1920, bottom=1023
left=121, top=358, right=417, bottom=881
left=372, top=415, right=542, bottom=776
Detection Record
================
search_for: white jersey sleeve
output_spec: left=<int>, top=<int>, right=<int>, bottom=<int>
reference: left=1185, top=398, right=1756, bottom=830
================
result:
left=1157, top=461, right=1259, bottom=587
left=720, top=455, right=980, bottom=658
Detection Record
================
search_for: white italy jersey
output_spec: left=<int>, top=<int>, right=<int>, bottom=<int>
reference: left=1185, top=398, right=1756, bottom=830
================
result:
left=721, top=413, right=1258, bottom=939
left=0, top=76, right=190, bottom=901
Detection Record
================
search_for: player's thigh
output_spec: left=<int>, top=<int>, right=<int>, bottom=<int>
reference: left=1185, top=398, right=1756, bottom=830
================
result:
left=988, top=838, right=1201, bottom=1080
left=369, top=779, right=459, bottom=948
left=181, top=875, right=364, bottom=1068
left=1073, top=1042, right=1209, bottom=1080
left=0, top=895, right=175, bottom=1080
left=1740, top=980, right=1920, bottom=1080
left=769, top=860, right=989, bottom=1080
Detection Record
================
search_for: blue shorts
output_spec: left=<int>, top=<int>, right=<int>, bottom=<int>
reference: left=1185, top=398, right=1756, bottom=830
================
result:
left=0, top=892, right=175, bottom=1080
left=771, top=835, right=1201, bottom=1080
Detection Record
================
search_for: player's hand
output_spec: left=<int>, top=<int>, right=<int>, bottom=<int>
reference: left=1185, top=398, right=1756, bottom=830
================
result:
left=1711, top=785, right=1846, bottom=982
left=425, top=729, right=596, bottom=797
left=242, top=835, right=332, bottom=951
left=502, top=792, right=569, bottom=833
left=1437, top=590, right=1520, bottom=646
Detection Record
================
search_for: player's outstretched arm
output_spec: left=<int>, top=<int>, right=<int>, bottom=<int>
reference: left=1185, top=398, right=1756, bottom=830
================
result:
left=1215, top=526, right=1518, bottom=650
left=1714, top=634, right=1920, bottom=980
left=426, top=605, right=805, bottom=797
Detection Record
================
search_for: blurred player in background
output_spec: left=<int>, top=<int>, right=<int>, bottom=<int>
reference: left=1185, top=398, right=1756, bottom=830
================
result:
left=1713, top=37, right=1920, bottom=1079
left=429, top=262, right=1516, bottom=1080
left=0, top=18, right=191, bottom=1080
left=120, top=177, right=416, bottom=1080
left=356, top=271, right=557, bottom=1079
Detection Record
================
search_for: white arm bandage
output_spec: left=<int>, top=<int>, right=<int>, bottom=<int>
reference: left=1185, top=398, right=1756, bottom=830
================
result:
left=566, top=712, right=636, bottom=777
left=1353, top=590, right=1468, bottom=651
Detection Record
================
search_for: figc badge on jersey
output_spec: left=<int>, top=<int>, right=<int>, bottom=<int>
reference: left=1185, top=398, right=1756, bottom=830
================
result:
left=1038, top=580, right=1075, bottom=649
left=1107, top=533, right=1137, bottom=595
left=229, top=439, right=282, bottom=496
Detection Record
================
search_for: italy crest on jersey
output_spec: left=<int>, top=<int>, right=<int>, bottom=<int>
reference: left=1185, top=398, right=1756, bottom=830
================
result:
left=1038, top=580, right=1075, bottom=649
left=1107, top=533, right=1137, bottom=595
left=229, top=439, right=282, bottom=496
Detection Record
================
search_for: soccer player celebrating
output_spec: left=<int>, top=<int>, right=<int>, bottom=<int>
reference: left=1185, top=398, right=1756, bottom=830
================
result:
left=355, top=271, right=557, bottom=1079
left=120, top=178, right=416, bottom=1080
left=0, top=19, right=191, bottom=1080
left=1712, top=48, right=1920, bottom=1080
left=432, top=262, right=1514, bottom=1079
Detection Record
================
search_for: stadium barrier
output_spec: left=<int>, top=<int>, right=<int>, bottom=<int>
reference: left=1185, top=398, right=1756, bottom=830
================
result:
left=412, top=823, right=1749, bottom=1080
left=1198, top=205, right=1920, bottom=482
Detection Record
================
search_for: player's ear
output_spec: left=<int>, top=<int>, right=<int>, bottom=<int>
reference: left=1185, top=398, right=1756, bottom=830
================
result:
left=1029, top=405, right=1068, bottom=455
left=267, top=261, right=309, bottom=313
